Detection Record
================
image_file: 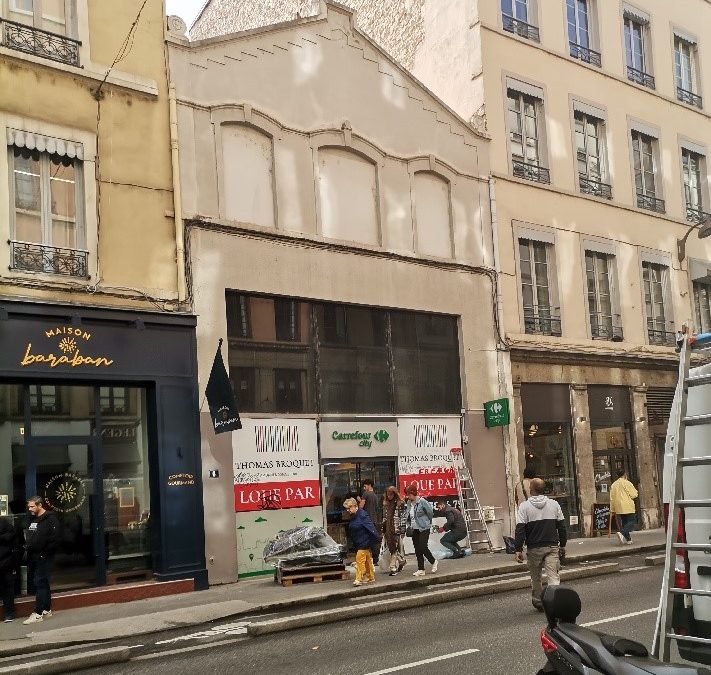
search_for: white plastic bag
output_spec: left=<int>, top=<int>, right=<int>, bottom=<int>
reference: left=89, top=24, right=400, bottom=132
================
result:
left=378, top=539, right=392, bottom=572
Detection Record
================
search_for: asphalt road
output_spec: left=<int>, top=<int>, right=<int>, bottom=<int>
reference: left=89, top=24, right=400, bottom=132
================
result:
left=84, top=565, right=679, bottom=675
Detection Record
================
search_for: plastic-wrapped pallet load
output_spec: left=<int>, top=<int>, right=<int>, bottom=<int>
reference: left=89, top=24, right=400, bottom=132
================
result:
left=263, top=526, right=346, bottom=569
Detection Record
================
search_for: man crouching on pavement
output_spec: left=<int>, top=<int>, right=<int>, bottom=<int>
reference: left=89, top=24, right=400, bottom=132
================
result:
left=514, top=478, right=567, bottom=611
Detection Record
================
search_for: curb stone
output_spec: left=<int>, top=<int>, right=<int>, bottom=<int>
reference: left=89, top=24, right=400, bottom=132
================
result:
left=0, top=646, right=130, bottom=675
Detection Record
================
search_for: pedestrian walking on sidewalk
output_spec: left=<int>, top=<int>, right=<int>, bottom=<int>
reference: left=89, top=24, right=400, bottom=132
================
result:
left=361, top=480, right=381, bottom=565
left=404, top=485, right=437, bottom=577
left=435, top=501, right=468, bottom=558
left=610, top=470, right=638, bottom=545
left=514, top=478, right=567, bottom=611
left=382, top=486, right=407, bottom=576
left=23, top=497, right=61, bottom=625
left=343, top=498, right=379, bottom=586
left=0, top=516, right=23, bottom=623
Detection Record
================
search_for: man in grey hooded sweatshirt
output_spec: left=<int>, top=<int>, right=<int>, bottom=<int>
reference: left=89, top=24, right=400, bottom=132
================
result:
left=514, top=478, right=567, bottom=611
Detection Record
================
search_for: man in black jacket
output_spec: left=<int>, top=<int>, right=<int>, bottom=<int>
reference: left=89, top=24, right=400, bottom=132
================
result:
left=435, top=501, right=468, bottom=558
left=23, top=496, right=61, bottom=625
left=0, top=515, right=23, bottom=622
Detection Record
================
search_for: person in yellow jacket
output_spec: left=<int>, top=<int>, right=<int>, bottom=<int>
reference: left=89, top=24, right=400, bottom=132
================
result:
left=610, top=470, right=639, bottom=544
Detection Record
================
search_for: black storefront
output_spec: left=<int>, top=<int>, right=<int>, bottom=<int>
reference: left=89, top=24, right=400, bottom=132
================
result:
left=0, top=301, right=207, bottom=592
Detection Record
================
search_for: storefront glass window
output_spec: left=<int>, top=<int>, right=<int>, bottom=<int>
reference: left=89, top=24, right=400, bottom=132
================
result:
left=29, top=385, right=93, bottom=436
left=0, top=384, right=26, bottom=518
left=591, top=424, right=638, bottom=504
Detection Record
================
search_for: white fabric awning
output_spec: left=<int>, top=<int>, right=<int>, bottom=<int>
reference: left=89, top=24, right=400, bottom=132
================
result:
left=7, top=128, right=84, bottom=160
left=506, top=77, right=544, bottom=100
left=674, top=29, right=697, bottom=46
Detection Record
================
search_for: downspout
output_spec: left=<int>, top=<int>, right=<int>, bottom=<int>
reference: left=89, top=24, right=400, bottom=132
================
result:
left=169, top=82, right=187, bottom=304
left=488, top=176, right=518, bottom=535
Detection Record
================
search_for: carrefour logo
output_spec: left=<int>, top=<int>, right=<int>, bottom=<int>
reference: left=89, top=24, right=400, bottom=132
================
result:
left=331, top=429, right=390, bottom=449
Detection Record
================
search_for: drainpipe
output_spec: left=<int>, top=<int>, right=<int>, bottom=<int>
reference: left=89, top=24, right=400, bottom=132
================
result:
left=488, top=176, right=518, bottom=535
left=169, top=82, right=187, bottom=304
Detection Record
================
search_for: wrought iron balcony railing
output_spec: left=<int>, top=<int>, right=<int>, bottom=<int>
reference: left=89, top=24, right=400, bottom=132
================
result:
left=637, top=192, right=665, bottom=213
left=10, top=241, right=88, bottom=278
left=627, top=65, right=655, bottom=89
left=677, top=87, right=703, bottom=109
left=502, top=14, right=540, bottom=42
left=524, top=311, right=562, bottom=337
left=569, top=42, right=601, bottom=67
left=686, top=206, right=710, bottom=225
left=647, top=328, right=676, bottom=347
left=590, top=320, right=624, bottom=341
left=1, top=19, right=80, bottom=67
left=579, top=174, right=612, bottom=199
left=512, top=158, right=550, bottom=184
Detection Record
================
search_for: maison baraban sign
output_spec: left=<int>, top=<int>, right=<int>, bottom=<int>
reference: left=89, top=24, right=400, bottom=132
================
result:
left=320, top=421, right=399, bottom=458
left=20, top=326, right=114, bottom=369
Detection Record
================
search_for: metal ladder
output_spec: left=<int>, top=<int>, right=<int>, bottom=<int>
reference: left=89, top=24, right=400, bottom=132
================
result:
left=450, top=447, right=498, bottom=552
left=653, top=332, right=711, bottom=661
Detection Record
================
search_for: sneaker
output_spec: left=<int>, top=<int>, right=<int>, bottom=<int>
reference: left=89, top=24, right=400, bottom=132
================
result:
left=625, top=539, right=634, bottom=545
left=617, top=532, right=626, bottom=544
left=353, top=579, right=362, bottom=586
left=389, top=570, right=397, bottom=576
left=3, top=617, right=14, bottom=623
left=413, top=569, right=426, bottom=577
left=398, top=560, right=407, bottom=571
left=431, top=560, right=438, bottom=573
left=22, top=613, right=43, bottom=625
left=366, top=578, right=376, bottom=583
left=41, top=610, right=53, bottom=619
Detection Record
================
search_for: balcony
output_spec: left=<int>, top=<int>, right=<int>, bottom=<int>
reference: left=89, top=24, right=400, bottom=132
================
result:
left=524, top=310, right=562, bottom=337
left=686, top=206, right=710, bottom=225
left=647, top=328, right=676, bottom=347
left=590, top=320, right=624, bottom=342
left=512, top=158, right=550, bottom=184
left=569, top=42, right=601, bottom=67
left=0, top=19, right=80, bottom=67
left=502, top=14, right=540, bottom=42
left=10, top=241, right=88, bottom=278
left=677, top=87, right=703, bottom=110
left=637, top=193, right=665, bottom=213
left=579, top=175, right=612, bottom=199
left=627, top=66, right=655, bottom=90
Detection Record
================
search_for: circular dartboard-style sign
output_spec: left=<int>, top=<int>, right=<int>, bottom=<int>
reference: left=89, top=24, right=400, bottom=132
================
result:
left=43, top=472, right=87, bottom=513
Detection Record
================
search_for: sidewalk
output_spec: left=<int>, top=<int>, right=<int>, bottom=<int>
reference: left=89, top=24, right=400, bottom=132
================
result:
left=0, top=528, right=665, bottom=656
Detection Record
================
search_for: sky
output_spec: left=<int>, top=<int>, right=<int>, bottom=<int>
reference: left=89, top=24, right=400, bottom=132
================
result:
left=165, top=0, right=207, bottom=28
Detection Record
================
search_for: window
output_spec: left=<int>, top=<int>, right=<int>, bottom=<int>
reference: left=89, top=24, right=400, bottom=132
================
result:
left=624, top=13, right=654, bottom=88
left=575, top=112, right=610, bottom=198
left=501, top=0, right=539, bottom=41
left=567, top=0, right=600, bottom=66
left=230, top=367, right=256, bottom=411
left=693, top=281, right=711, bottom=333
left=508, top=89, right=549, bottom=183
left=632, top=131, right=664, bottom=212
left=642, top=261, right=673, bottom=345
left=585, top=251, right=622, bottom=340
left=99, top=387, right=129, bottom=415
left=9, top=143, right=86, bottom=278
left=225, top=293, right=251, bottom=339
left=274, top=299, right=300, bottom=342
left=274, top=369, right=305, bottom=413
left=519, top=239, right=560, bottom=336
left=682, top=148, right=707, bottom=223
left=29, top=385, right=60, bottom=414
left=674, top=35, right=702, bottom=109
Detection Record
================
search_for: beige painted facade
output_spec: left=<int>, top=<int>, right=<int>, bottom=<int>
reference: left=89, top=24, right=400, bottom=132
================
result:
left=168, top=2, right=506, bottom=583
left=0, top=0, right=182, bottom=310
left=194, top=0, right=711, bottom=537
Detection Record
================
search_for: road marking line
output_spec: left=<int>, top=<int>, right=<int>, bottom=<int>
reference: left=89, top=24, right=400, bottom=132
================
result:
left=621, top=566, right=650, bottom=573
left=132, top=637, right=247, bottom=661
left=363, top=648, right=480, bottom=675
left=581, top=608, right=657, bottom=627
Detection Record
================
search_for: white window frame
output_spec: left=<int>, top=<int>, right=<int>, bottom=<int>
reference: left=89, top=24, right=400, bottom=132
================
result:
left=507, top=85, right=549, bottom=177
left=4, top=0, right=75, bottom=36
left=682, top=147, right=705, bottom=212
left=584, top=248, right=622, bottom=341
left=517, top=237, right=561, bottom=336
left=641, top=259, right=673, bottom=345
left=623, top=7, right=654, bottom=85
left=575, top=111, right=608, bottom=183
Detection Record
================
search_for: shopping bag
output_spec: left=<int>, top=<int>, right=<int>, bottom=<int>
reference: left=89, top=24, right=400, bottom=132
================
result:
left=502, top=536, right=516, bottom=554
left=379, top=539, right=392, bottom=572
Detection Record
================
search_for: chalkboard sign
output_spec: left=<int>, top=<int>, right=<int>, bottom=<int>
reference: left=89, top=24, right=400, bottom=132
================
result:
left=592, top=503, right=618, bottom=536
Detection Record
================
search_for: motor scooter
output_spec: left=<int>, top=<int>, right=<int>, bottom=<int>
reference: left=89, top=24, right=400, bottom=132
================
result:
left=537, top=585, right=711, bottom=674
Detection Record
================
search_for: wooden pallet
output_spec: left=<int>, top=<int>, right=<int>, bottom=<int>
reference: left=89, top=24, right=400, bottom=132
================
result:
left=276, top=563, right=349, bottom=587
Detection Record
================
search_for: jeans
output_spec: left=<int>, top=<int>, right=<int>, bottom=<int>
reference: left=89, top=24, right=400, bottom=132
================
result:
left=619, top=513, right=636, bottom=541
left=354, top=549, right=375, bottom=582
left=33, top=556, right=53, bottom=614
left=1, top=569, right=15, bottom=619
left=411, top=529, right=435, bottom=570
left=440, top=531, right=466, bottom=556
left=526, top=546, right=561, bottom=605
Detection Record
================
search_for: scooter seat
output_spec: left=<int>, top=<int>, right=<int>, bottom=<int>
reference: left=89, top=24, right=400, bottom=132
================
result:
left=556, top=622, right=628, bottom=672
left=600, top=634, right=649, bottom=658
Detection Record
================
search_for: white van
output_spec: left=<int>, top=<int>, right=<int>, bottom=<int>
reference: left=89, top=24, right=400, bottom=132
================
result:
left=663, top=360, right=711, bottom=665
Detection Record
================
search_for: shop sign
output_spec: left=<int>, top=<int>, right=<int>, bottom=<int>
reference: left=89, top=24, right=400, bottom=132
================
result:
left=43, top=472, right=87, bottom=513
left=588, top=386, right=632, bottom=424
left=101, top=424, right=138, bottom=443
left=397, top=417, right=461, bottom=497
left=320, top=421, right=398, bottom=459
left=168, top=473, right=195, bottom=487
left=233, top=418, right=320, bottom=512
left=20, top=326, right=114, bottom=369
left=484, top=398, right=510, bottom=428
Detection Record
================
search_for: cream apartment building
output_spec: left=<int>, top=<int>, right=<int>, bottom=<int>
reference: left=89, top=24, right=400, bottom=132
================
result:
left=193, top=0, right=711, bottom=537
left=167, top=2, right=506, bottom=582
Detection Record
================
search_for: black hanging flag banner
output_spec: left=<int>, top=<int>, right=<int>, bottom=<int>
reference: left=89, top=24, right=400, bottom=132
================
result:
left=205, top=339, right=242, bottom=434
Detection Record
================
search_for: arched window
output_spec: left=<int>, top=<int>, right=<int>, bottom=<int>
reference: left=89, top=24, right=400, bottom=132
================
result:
left=318, top=147, right=379, bottom=245
left=221, top=124, right=275, bottom=228
left=413, top=171, right=452, bottom=258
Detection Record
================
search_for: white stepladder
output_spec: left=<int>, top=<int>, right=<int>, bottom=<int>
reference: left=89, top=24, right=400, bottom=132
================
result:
left=450, top=447, right=500, bottom=552
left=653, top=332, right=711, bottom=661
